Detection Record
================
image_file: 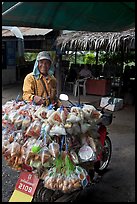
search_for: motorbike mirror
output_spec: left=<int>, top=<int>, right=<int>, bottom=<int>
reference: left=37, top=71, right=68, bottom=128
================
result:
left=59, top=94, right=69, bottom=101
left=59, top=94, right=75, bottom=106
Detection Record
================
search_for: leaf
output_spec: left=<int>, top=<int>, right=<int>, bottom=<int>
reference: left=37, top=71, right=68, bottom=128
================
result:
left=64, top=154, right=75, bottom=176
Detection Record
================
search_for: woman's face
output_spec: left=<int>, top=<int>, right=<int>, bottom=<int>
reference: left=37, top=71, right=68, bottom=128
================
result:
left=38, top=59, right=51, bottom=76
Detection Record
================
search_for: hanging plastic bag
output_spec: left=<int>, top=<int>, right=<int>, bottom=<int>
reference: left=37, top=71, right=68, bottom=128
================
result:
left=22, top=115, right=31, bottom=131
left=82, top=104, right=96, bottom=120
left=80, top=122, right=91, bottom=134
left=47, top=111, right=62, bottom=125
left=25, top=119, right=42, bottom=138
left=49, top=124, right=66, bottom=136
left=48, top=141, right=60, bottom=158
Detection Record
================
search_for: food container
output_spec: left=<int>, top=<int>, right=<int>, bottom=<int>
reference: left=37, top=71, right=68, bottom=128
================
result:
left=78, top=145, right=96, bottom=162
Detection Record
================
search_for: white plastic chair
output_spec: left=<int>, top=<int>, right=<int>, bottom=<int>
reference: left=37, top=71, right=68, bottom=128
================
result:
left=73, top=77, right=89, bottom=96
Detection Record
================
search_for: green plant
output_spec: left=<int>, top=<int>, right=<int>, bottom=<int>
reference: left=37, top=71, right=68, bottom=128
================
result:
left=24, top=52, right=38, bottom=62
left=83, top=52, right=96, bottom=64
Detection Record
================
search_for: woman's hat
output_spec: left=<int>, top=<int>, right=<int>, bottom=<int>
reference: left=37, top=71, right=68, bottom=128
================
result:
left=37, top=51, right=52, bottom=61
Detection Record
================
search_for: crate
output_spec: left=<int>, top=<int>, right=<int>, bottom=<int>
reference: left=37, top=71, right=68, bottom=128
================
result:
left=100, top=97, right=123, bottom=111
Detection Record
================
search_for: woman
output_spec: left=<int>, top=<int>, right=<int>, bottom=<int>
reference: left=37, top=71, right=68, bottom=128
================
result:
left=23, top=51, right=61, bottom=107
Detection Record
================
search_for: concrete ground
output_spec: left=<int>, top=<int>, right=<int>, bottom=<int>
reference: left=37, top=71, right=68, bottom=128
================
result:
left=2, top=82, right=135, bottom=202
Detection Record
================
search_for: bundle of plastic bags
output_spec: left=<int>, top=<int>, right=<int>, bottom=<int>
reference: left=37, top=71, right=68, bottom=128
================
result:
left=2, top=99, right=103, bottom=192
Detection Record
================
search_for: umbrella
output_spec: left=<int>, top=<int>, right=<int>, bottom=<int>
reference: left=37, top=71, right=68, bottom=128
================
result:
left=2, top=2, right=135, bottom=32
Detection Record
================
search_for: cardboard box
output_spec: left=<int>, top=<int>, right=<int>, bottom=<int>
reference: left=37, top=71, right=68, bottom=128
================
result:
left=100, top=97, right=123, bottom=111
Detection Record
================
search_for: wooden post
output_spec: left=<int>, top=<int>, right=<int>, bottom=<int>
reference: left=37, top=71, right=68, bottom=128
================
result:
left=95, top=49, right=99, bottom=65
left=75, top=48, right=77, bottom=64
left=55, top=54, right=62, bottom=97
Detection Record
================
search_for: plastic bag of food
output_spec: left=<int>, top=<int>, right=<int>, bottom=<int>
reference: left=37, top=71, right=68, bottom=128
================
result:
left=25, top=119, right=42, bottom=138
left=72, top=123, right=81, bottom=135
left=24, top=138, right=42, bottom=167
left=13, top=130, right=24, bottom=145
left=41, top=146, right=51, bottom=165
left=22, top=115, right=31, bottom=131
left=57, top=106, right=68, bottom=124
left=44, top=171, right=59, bottom=190
left=62, top=174, right=81, bottom=193
left=65, top=122, right=81, bottom=136
left=2, top=119, right=11, bottom=129
left=89, top=127, right=100, bottom=139
left=65, top=122, right=73, bottom=134
left=31, top=133, right=44, bottom=153
left=47, top=111, right=62, bottom=125
left=18, top=104, right=30, bottom=116
left=71, top=106, right=84, bottom=121
left=80, top=122, right=91, bottom=134
left=8, top=110, right=18, bottom=123
left=23, top=137, right=37, bottom=149
left=10, top=141, right=21, bottom=156
left=49, top=124, right=66, bottom=136
left=87, top=136, right=97, bottom=152
left=14, top=114, right=24, bottom=130
left=29, top=156, right=42, bottom=169
left=48, top=141, right=60, bottom=157
left=78, top=144, right=96, bottom=162
left=41, top=122, right=51, bottom=136
left=91, top=109, right=102, bottom=121
left=24, top=149, right=35, bottom=166
left=46, top=109, right=55, bottom=118
left=82, top=104, right=96, bottom=120
left=66, top=112, right=81, bottom=123
left=2, top=100, right=16, bottom=114
left=70, top=150, right=79, bottom=164
left=2, top=113, right=9, bottom=121
left=34, top=105, right=48, bottom=120
left=3, top=139, right=25, bottom=171
left=2, top=139, right=10, bottom=154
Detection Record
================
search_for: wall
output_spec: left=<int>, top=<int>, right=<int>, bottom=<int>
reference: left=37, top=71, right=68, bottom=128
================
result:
left=2, top=69, right=16, bottom=85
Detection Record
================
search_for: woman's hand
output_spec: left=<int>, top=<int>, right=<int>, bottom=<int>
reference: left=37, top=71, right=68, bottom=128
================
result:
left=33, top=95, right=45, bottom=105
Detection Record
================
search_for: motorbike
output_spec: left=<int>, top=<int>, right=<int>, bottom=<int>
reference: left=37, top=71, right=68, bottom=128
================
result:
left=32, top=94, right=113, bottom=202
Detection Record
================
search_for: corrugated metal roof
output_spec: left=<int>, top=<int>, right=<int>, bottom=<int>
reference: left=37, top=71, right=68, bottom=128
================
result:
left=2, top=27, right=53, bottom=37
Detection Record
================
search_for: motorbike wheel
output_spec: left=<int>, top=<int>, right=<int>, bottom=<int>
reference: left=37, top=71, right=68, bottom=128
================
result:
left=32, top=179, right=80, bottom=202
left=94, top=136, right=112, bottom=174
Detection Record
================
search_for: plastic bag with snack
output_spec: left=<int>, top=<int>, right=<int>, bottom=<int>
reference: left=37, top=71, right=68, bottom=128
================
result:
left=71, top=106, right=84, bottom=122
left=82, top=104, right=96, bottom=120
left=47, top=111, right=62, bottom=125
left=57, top=106, right=69, bottom=124
left=14, top=114, right=24, bottom=130
left=41, top=146, right=51, bottom=165
left=25, top=119, right=42, bottom=138
left=49, top=124, right=66, bottom=136
left=80, top=122, right=91, bottom=134
left=66, top=112, right=81, bottom=123
left=8, top=110, right=18, bottom=123
left=34, top=105, right=48, bottom=120
left=48, top=141, right=60, bottom=158
left=2, top=100, right=16, bottom=114
left=22, top=115, right=31, bottom=131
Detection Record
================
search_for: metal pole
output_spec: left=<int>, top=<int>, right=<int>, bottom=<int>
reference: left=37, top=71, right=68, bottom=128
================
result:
left=2, top=2, right=23, bottom=16
left=78, top=79, right=80, bottom=105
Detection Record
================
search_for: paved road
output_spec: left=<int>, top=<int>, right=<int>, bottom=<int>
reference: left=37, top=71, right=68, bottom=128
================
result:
left=2, top=83, right=135, bottom=202
left=77, top=105, right=135, bottom=202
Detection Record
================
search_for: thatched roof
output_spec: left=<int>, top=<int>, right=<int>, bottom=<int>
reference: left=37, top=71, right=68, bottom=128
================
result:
left=56, top=28, right=135, bottom=52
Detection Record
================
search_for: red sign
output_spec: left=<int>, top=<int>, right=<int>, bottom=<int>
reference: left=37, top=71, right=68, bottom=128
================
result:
left=15, top=171, right=39, bottom=196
